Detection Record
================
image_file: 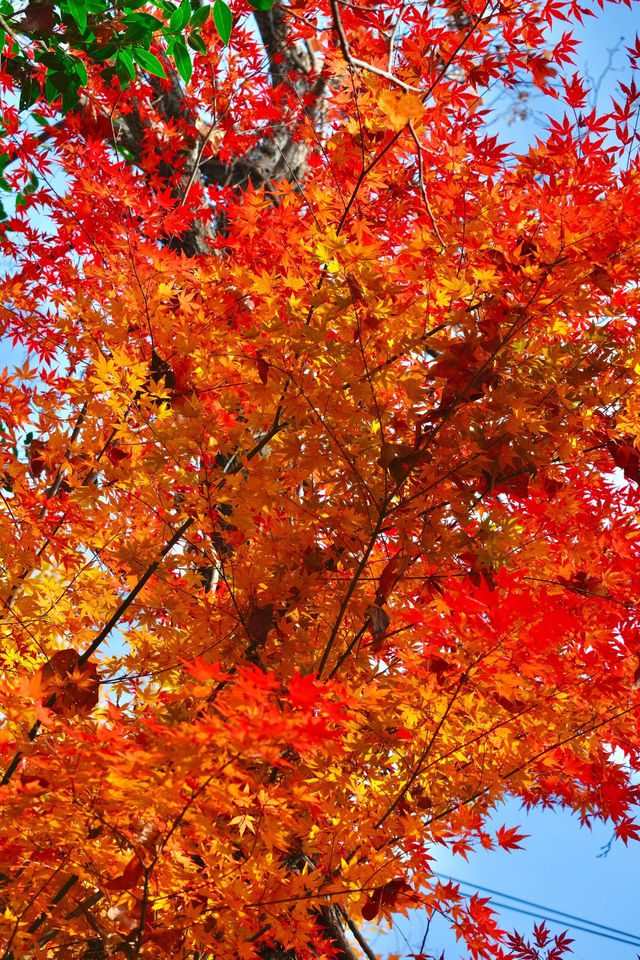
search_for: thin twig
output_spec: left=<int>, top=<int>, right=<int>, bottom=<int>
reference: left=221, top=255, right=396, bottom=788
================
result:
left=316, top=510, right=385, bottom=678
left=329, top=0, right=420, bottom=93
left=375, top=672, right=468, bottom=828
left=408, top=121, right=445, bottom=251
left=388, top=3, right=408, bottom=73
left=2, top=400, right=90, bottom=613
left=182, top=120, right=222, bottom=203
left=0, top=515, right=194, bottom=788
left=340, top=908, right=379, bottom=960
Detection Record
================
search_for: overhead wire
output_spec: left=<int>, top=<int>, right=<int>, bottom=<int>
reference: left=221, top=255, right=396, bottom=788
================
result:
left=433, top=872, right=640, bottom=947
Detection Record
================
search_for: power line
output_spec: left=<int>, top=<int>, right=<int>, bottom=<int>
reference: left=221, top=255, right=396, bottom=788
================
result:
left=434, top=872, right=638, bottom=937
left=434, top=872, right=628, bottom=935
left=478, top=898, right=640, bottom=947
left=434, top=873, right=640, bottom=947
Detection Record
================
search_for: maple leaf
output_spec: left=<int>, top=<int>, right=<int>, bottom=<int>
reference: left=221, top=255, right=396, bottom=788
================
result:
left=105, top=441, right=131, bottom=465
left=35, top=649, right=100, bottom=716
left=374, top=88, right=424, bottom=131
left=26, top=438, right=47, bottom=478
left=229, top=814, right=256, bottom=837
left=614, top=816, right=640, bottom=845
left=346, top=272, right=366, bottom=303
left=495, top=825, right=528, bottom=851
left=106, top=853, right=145, bottom=891
left=19, top=773, right=49, bottom=796
left=376, top=552, right=411, bottom=603
left=362, top=879, right=413, bottom=921
left=606, top=437, right=640, bottom=484
left=288, top=672, right=320, bottom=709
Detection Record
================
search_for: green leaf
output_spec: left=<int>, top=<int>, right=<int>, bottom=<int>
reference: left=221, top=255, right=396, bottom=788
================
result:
left=116, top=144, right=135, bottom=162
left=61, top=86, right=81, bottom=113
left=169, top=0, right=191, bottom=33
left=24, top=172, right=38, bottom=195
left=133, top=47, right=167, bottom=78
left=0, top=30, right=5, bottom=53
left=44, top=77, right=58, bottom=103
left=0, top=153, right=10, bottom=176
left=116, top=47, right=136, bottom=82
left=48, top=70, right=72, bottom=93
left=72, top=56, right=88, bottom=87
left=187, top=31, right=206, bottom=53
left=34, top=49, right=64, bottom=68
left=114, top=65, right=132, bottom=87
left=213, top=0, right=231, bottom=44
left=121, top=22, right=148, bottom=44
left=51, top=48, right=78, bottom=72
left=88, top=42, right=117, bottom=60
left=19, top=76, right=40, bottom=112
left=0, top=199, right=7, bottom=222
left=54, top=71, right=80, bottom=111
left=120, top=47, right=135, bottom=74
left=172, top=39, right=192, bottom=83
left=189, top=4, right=209, bottom=28
left=67, top=0, right=87, bottom=34
left=246, top=0, right=274, bottom=9
left=123, top=11, right=164, bottom=28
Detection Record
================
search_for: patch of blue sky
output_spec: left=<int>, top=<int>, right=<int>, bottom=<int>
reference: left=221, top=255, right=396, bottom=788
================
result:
left=373, top=801, right=640, bottom=959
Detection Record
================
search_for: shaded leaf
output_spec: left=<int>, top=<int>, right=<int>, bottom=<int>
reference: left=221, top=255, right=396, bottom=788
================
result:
left=365, top=604, right=390, bottom=638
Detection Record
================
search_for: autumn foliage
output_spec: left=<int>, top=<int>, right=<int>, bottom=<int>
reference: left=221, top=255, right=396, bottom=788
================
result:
left=2, top=0, right=640, bottom=958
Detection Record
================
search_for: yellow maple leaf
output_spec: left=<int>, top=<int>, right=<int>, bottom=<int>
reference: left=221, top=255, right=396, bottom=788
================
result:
left=229, top=814, right=257, bottom=837
left=375, top=89, right=424, bottom=131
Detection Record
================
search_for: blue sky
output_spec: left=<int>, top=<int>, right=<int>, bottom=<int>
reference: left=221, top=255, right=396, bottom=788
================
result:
left=374, top=799, right=640, bottom=959
left=486, top=0, right=639, bottom=149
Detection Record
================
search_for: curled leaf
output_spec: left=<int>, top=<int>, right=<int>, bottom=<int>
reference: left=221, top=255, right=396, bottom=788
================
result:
left=27, top=438, right=47, bottom=478
left=36, top=648, right=100, bottom=716
left=247, top=603, right=274, bottom=648
left=362, top=878, right=412, bottom=921
left=365, top=604, right=390, bottom=638
left=256, top=354, right=269, bottom=385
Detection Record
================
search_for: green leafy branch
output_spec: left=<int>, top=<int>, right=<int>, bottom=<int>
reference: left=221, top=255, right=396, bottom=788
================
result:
left=0, top=0, right=275, bottom=113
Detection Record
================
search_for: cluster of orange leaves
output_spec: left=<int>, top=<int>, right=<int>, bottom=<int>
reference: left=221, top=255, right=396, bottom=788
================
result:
left=1, top=0, right=640, bottom=958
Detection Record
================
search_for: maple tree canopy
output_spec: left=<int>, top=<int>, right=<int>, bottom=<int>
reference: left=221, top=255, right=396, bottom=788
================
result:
left=1, top=0, right=640, bottom=958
